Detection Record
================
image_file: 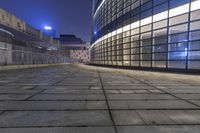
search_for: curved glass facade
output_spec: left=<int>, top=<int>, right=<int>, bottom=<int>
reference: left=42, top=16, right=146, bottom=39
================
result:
left=91, top=0, right=200, bottom=70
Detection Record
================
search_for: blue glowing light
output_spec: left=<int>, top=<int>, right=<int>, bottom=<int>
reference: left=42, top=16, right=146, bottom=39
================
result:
left=94, top=31, right=97, bottom=35
left=184, top=48, right=188, bottom=56
left=44, top=26, right=52, bottom=30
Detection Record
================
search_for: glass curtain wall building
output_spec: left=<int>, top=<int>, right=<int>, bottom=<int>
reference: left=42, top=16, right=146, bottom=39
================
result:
left=91, top=0, right=200, bottom=71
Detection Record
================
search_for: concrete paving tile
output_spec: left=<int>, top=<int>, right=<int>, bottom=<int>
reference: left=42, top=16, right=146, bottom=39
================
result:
left=0, top=85, right=23, bottom=89
left=109, top=100, right=199, bottom=109
left=119, top=90, right=149, bottom=94
left=189, top=100, right=200, bottom=106
left=164, top=89, right=200, bottom=94
left=43, top=89, right=103, bottom=94
left=0, top=89, right=43, bottom=94
left=37, top=86, right=90, bottom=90
left=174, top=94, right=200, bottom=100
left=57, top=82, right=100, bottom=86
left=106, top=90, right=121, bottom=94
left=162, top=110, right=200, bottom=124
left=109, top=101, right=129, bottom=109
left=0, top=111, right=112, bottom=127
left=85, top=101, right=108, bottom=109
left=0, top=127, right=115, bottom=133
left=137, top=110, right=175, bottom=124
left=107, top=94, right=177, bottom=100
left=112, top=111, right=145, bottom=125
left=104, top=85, right=153, bottom=90
left=30, top=94, right=105, bottom=101
left=149, top=89, right=164, bottom=93
left=0, top=101, right=86, bottom=111
left=0, top=94, right=32, bottom=101
left=117, top=126, right=200, bottom=133
left=89, top=86, right=102, bottom=90
left=8, top=83, right=51, bottom=86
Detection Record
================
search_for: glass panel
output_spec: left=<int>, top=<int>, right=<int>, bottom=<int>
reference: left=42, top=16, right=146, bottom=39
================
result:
left=153, top=44, right=167, bottom=52
left=153, top=61, right=166, bottom=68
left=188, top=61, right=200, bottom=69
left=141, top=61, right=151, bottom=67
left=169, top=33, right=188, bottom=43
left=191, top=10, right=200, bottom=21
left=153, top=28, right=167, bottom=37
left=153, top=0, right=168, bottom=6
left=153, top=53, right=167, bottom=60
left=132, top=54, right=140, bottom=60
left=188, top=51, right=200, bottom=59
left=169, top=13, right=188, bottom=26
left=141, top=39, right=152, bottom=46
left=169, top=24, right=188, bottom=34
left=131, top=47, right=140, bottom=54
left=141, top=54, right=152, bottom=61
left=168, top=42, right=188, bottom=51
left=131, top=61, right=139, bottom=66
left=190, top=21, right=200, bottom=31
left=168, top=52, right=187, bottom=60
left=141, top=46, right=152, bottom=53
left=154, top=36, right=168, bottom=45
left=168, top=61, right=186, bottom=69
left=131, top=41, right=140, bottom=47
left=190, top=30, right=200, bottom=40
left=189, top=41, right=200, bottom=50
left=153, top=19, right=168, bottom=29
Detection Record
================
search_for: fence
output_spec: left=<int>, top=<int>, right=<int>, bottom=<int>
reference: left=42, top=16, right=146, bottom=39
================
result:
left=0, top=48, right=72, bottom=66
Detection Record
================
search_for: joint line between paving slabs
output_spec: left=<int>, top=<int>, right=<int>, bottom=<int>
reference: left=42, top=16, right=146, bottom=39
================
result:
left=97, top=67, right=118, bottom=133
left=24, top=87, right=47, bottom=101
left=117, top=70, right=200, bottom=109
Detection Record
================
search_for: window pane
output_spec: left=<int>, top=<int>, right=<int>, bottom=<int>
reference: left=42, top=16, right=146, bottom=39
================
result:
left=154, top=36, right=168, bottom=45
left=190, top=21, right=200, bottom=31
left=141, top=39, right=152, bottom=46
left=168, top=42, right=188, bottom=51
left=153, top=19, right=168, bottom=29
left=153, top=0, right=168, bottom=6
left=168, top=61, right=186, bottom=69
left=169, top=33, right=188, bottom=43
left=169, top=13, right=188, bottom=26
left=153, top=28, right=167, bottom=37
left=189, top=51, right=200, bottom=59
left=169, top=24, right=188, bottom=34
left=170, top=0, right=189, bottom=9
left=168, top=52, right=187, bottom=60
left=189, top=41, right=200, bottom=50
left=153, top=53, right=167, bottom=60
left=153, top=61, right=166, bottom=68
left=153, top=44, right=167, bottom=52
left=188, top=61, right=200, bottom=69
left=191, top=10, right=200, bottom=21
left=190, top=30, right=200, bottom=40
left=141, top=54, right=152, bottom=60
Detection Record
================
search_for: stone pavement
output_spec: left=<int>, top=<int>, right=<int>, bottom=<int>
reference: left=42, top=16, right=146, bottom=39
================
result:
left=0, top=63, right=200, bottom=132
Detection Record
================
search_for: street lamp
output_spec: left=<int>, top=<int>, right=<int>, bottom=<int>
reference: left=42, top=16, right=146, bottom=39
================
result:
left=44, top=26, right=52, bottom=30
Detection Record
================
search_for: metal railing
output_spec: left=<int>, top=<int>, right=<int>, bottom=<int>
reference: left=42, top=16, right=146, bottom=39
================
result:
left=0, top=48, right=72, bottom=66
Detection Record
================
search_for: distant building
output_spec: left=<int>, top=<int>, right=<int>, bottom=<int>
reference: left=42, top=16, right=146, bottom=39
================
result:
left=0, top=8, right=61, bottom=65
left=56, top=34, right=90, bottom=63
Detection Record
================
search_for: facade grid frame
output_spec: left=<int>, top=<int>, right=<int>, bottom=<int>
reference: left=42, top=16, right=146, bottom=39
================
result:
left=91, top=0, right=200, bottom=70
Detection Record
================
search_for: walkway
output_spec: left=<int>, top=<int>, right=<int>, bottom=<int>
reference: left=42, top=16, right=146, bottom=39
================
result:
left=0, top=64, right=200, bottom=133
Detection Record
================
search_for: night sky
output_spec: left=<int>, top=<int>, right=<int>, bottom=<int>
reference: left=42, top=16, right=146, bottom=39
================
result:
left=0, top=0, right=93, bottom=42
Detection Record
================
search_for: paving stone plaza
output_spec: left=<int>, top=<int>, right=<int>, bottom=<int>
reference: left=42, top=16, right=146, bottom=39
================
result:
left=0, top=64, right=200, bottom=132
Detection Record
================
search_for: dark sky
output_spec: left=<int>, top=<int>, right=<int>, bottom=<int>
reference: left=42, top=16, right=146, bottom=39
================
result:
left=0, top=0, right=93, bottom=42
